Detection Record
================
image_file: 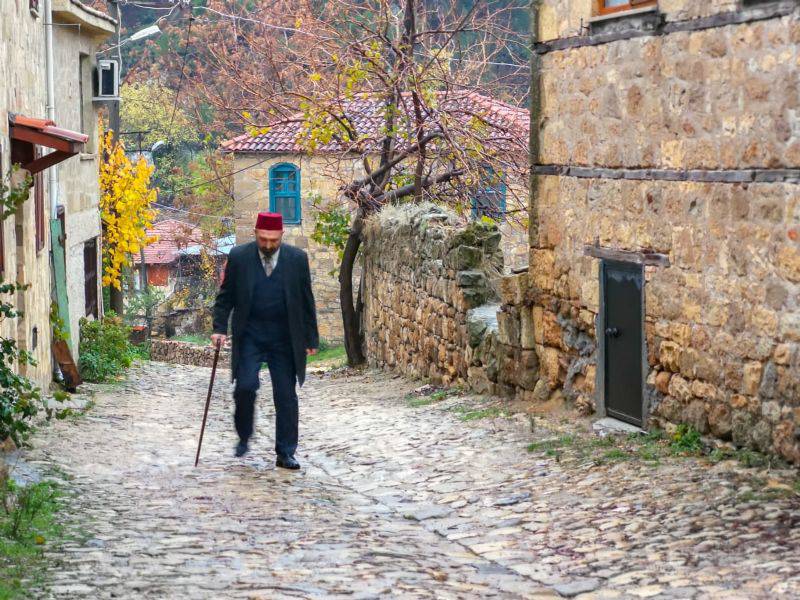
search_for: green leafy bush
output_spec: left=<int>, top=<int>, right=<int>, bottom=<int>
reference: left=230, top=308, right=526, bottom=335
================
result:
left=0, top=334, right=42, bottom=447
left=0, top=171, right=48, bottom=447
left=1, top=478, right=64, bottom=598
left=78, top=314, right=135, bottom=382
left=669, top=424, right=703, bottom=456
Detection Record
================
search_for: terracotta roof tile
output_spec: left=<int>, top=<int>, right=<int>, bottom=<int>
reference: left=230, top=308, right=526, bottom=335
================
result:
left=9, top=113, right=89, bottom=144
left=133, top=219, right=204, bottom=265
left=221, top=91, right=528, bottom=155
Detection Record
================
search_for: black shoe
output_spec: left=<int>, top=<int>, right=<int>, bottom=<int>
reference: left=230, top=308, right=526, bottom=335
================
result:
left=234, top=441, right=249, bottom=457
left=276, top=455, right=300, bottom=470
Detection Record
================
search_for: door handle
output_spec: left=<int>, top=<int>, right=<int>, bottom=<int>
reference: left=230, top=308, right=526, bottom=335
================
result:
left=605, top=327, right=620, bottom=337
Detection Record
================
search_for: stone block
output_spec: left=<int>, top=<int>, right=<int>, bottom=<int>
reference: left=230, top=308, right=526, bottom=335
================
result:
left=773, top=420, right=800, bottom=464
left=742, top=361, right=763, bottom=395
left=777, top=246, right=800, bottom=283
left=731, top=410, right=755, bottom=447
left=668, top=374, right=692, bottom=403
left=532, top=306, right=544, bottom=345
left=655, top=371, right=672, bottom=394
left=542, top=311, right=563, bottom=349
left=519, top=306, right=536, bottom=350
left=540, top=347, right=561, bottom=385
left=682, top=400, right=709, bottom=434
left=450, top=245, right=483, bottom=270
left=774, top=343, right=796, bottom=366
left=497, top=308, right=521, bottom=347
left=691, top=380, right=718, bottom=400
left=659, top=341, right=681, bottom=372
left=708, top=401, right=732, bottom=439
left=457, top=270, right=487, bottom=288
left=517, top=350, right=540, bottom=390
left=499, top=273, right=527, bottom=305
left=531, top=378, right=551, bottom=403
left=749, top=421, right=774, bottom=454
left=462, top=288, right=491, bottom=309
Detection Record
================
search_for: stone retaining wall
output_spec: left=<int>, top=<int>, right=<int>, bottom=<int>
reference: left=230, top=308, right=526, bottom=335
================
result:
left=362, top=205, right=539, bottom=396
left=149, top=340, right=231, bottom=370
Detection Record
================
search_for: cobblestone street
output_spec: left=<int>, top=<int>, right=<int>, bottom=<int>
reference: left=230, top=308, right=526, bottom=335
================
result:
left=23, top=361, right=800, bottom=599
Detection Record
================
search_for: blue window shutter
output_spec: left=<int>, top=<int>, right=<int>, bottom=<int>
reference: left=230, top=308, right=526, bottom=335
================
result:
left=471, top=166, right=506, bottom=222
left=269, top=163, right=301, bottom=224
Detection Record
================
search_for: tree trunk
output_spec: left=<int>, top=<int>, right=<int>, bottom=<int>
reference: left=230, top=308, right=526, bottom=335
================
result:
left=339, top=218, right=365, bottom=367
left=109, top=286, right=124, bottom=317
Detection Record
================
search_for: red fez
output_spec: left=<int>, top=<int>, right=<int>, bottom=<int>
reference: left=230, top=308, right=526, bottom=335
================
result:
left=255, top=212, right=283, bottom=231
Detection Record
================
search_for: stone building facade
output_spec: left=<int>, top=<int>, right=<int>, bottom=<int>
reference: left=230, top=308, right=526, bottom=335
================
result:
left=523, top=0, right=800, bottom=461
left=1, top=0, right=51, bottom=388
left=363, top=1, right=800, bottom=464
left=52, top=0, right=115, bottom=350
left=0, top=0, right=114, bottom=388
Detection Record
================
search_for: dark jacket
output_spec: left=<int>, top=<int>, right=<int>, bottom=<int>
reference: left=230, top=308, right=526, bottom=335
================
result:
left=212, top=242, right=319, bottom=386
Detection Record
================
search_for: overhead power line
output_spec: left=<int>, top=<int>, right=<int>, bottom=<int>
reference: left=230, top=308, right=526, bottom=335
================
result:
left=152, top=202, right=232, bottom=220
left=167, top=14, right=194, bottom=136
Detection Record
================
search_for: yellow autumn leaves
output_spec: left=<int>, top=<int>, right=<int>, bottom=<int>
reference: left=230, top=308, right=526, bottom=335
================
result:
left=99, top=131, right=158, bottom=290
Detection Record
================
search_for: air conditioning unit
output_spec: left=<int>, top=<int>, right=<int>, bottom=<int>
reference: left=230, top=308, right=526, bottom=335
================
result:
left=93, top=59, right=120, bottom=101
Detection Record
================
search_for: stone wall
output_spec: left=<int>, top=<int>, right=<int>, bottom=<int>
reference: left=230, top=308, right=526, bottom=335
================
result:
left=362, top=4, right=800, bottom=464
left=0, top=1, right=53, bottom=389
left=362, top=204, right=539, bottom=395
left=150, top=339, right=231, bottom=370
left=524, top=2, right=800, bottom=462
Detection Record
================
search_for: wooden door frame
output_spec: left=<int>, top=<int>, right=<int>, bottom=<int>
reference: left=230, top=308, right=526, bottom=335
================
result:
left=595, top=259, right=649, bottom=427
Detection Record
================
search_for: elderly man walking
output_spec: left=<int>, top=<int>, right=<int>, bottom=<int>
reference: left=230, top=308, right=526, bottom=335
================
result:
left=211, top=212, right=319, bottom=470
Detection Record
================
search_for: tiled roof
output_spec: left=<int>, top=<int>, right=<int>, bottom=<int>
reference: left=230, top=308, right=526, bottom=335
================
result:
left=9, top=114, right=89, bottom=144
left=221, top=91, right=529, bottom=155
left=133, top=219, right=203, bottom=265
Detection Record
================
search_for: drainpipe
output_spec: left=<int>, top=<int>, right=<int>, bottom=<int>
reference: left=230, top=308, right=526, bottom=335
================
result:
left=529, top=0, right=542, bottom=251
left=44, top=0, right=59, bottom=219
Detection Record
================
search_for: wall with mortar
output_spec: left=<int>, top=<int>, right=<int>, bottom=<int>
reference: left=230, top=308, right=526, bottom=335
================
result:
left=150, top=339, right=231, bottom=370
left=0, top=1, right=53, bottom=389
left=524, top=2, right=800, bottom=462
left=362, top=204, right=539, bottom=395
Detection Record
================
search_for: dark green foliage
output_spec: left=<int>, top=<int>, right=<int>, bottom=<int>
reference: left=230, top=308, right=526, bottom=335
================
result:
left=0, top=171, right=45, bottom=447
left=669, top=424, right=703, bottom=456
left=0, top=479, right=64, bottom=599
left=78, top=315, right=135, bottom=383
left=310, top=197, right=351, bottom=270
left=0, top=339, right=41, bottom=447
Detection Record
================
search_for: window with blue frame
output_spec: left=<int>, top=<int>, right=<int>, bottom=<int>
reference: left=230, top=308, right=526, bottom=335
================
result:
left=269, top=163, right=301, bottom=224
left=471, top=167, right=506, bottom=221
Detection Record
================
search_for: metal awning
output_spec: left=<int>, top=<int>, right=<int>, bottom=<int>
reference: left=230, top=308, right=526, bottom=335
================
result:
left=9, top=114, right=88, bottom=174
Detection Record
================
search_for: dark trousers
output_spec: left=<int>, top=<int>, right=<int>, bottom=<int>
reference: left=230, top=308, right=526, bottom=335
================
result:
left=234, top=333, right=298, bottom=458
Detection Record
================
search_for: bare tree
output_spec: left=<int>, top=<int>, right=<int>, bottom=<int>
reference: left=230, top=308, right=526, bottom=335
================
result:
left=180, top=0, right=530, bottom=364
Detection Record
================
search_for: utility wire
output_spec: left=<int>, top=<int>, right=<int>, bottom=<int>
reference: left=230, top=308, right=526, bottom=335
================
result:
left=152, top=202, right=232, bottom=220
left=162, top=154, right=274, bottom=196
left=167, top=13, right=193, bottom=137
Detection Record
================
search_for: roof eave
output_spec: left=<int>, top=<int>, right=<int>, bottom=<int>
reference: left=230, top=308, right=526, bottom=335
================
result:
left=52, top=0, right=117, bottom=38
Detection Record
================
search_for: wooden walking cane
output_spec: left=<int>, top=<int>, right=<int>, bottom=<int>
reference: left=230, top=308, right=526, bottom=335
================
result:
left=195, top=339, right=222, bottom=467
